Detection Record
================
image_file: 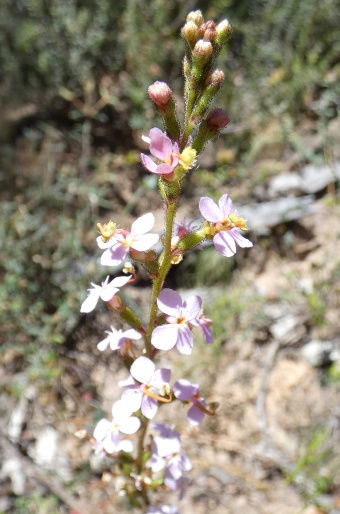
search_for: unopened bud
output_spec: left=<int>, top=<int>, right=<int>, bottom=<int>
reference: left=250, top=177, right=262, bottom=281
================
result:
left=181, top=21, right=199, bottom=48
left=186, top=10, right=204, bottom=26
left=206, top=108, right=230, bottom=130
left=192, top=40, right=213, bottom=68
left=148, top=81, right=173, bottom=111
left=204, top=69, right=225, bottom=89
left=203, top=28, right=216, bottom=42
left=216, top=19, right=232, bottom=45
left=191, top=110, right=231, bottom=154
left=199, top=20, right=216, bottom=38
left=190, top=70, right=225, bottom=123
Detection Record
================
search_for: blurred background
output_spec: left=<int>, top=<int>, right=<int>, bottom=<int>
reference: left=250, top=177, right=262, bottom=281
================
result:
left=1, top=0, right=340, bottom=512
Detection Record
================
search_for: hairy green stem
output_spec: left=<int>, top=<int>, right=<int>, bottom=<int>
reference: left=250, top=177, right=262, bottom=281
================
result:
left=144, top=200, right=177, bottom=357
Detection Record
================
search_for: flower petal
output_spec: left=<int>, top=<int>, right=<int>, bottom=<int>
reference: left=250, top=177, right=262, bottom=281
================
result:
left=97, top=335, right=111, bottom=351
left=101, top=245, right=128, bottom=266
left=218, top=194, right=233, bottom=216
left=155, top=163, right=176, bottom=175
left=149, top=128, right=172, bottom=161
left=199, top=196, right=222, bottom=222
left=110, top=275, right=131, bottom=288
left=121, top=389, right=143, bottom=412
left=119, top=416, right=141, bottom=435
left=141, top=395, right=158, bottom=420
left=130, top=356, right=155, bottom=384
left=93, top=418, right=110, bottom=441
left=213, top=231, right=236, bottom=257
left=100, top=286, right=119, bottom=302
left=176, top=326, right=193, bottom=355
left=157, top=288, right=182, bottom=316
left=229, top=228, right=253, bottom=248
left=132, top=233, right=159, bottom=251
left=173, top=379, right=198, bottom=401
left=140, top=153, right=158, bottom=173
left=150, top=368, right=171, bottom=389
left=131, top=212, right=155, bottom=236
left=122, top=328, right=142, bottom=341
left=151, top=324, right=178, bottom=351
left=182, top=295, right=202, bottom=323
left=80, top=292, right=99, bottom=313
left=187, top=404, right=205, bottom=425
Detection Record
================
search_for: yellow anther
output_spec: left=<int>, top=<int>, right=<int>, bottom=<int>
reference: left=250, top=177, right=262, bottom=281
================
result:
left=228, top=214, right=248, bottom=231
left=175, top=147, right=197, bottom=170
left=96, top=220, right=117, bottom=241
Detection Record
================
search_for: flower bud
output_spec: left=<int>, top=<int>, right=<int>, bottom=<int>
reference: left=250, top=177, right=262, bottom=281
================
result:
left=148, top=81, right=173, bottom=111
left=181, top=21, right=199, bottom=48
left=200, top=20, right=217, bottom=34
left=206, top=108, right=230, bottom=130
left=192, top=40, right=213, bottom=69
left=147, top=81, right=181, bottom=141
left=216, top=19, right=232, bottom=46
left=191, top=109, right=230, bottom=154
left=203, top=28, right=216, bottom=43
left=186, top=10, right=204, bottom=26
left=204, top=69, right=225, bottom=89
left=190, top=70, right=225, bottom=124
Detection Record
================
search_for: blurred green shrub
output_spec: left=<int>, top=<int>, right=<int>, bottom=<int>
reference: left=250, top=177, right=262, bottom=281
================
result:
left=1, top=0, right=338, bottom=126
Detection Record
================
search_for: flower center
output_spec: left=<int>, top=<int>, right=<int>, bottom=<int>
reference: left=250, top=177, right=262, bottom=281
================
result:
left=216, top=214, right=248, bottom=232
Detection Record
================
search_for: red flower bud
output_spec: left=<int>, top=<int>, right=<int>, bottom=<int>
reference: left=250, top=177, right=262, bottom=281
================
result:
left=203, top=28, right=216, bottom=42
left=206, top=108, right=230, bottom=130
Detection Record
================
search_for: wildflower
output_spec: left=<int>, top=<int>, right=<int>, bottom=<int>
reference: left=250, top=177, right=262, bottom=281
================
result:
left=119, top=356, right=171, bottom=420
left=140, top=128, right=196, bottom=176
left=100, top=212, right=159, bottom=267
left=97, top=326, right=142, bottom=353
left=199, top=193, right=253, bottom=257
left=93, top=399, right=141, bottom=454
left=80, top=275, right=131, bottom=313
left=147, top=426, right=191, bottom=494
left=140, top=128, right=180, bottom=175
left=174, top=379, right=212, bottom=426
left=151, top=288, right=202, bottom=355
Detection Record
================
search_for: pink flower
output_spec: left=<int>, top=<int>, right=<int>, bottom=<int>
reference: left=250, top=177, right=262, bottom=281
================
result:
left=151, top=289, right=202, bottom=355
left=174, top=379, right=208, bottom=426
left=140, top=128, right=179, bottom=175
left=99, top=213, right=159, bottom=267
left=97, top=326, right=142, bottom=353
left=93, top=399, right=141, bottom=454
left=119, top=356, right=171, bottom=420
left=199, top=193, right=253, bottom=257
left=80, top=275, right=131, bottom=313
left=148, top=426, right=191, bottom=495
left=198, top=310, right=213, bottom=344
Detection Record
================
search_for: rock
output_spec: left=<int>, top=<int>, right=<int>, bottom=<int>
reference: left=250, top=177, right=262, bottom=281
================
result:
left=301, top=340, right=336, bottom=367
left=1, top=458, right=26, bottom=495
left=241, top=196, right=316, bottom=235
left=269, top=313, right=307, bottom=344
left=268, top=162, right=340, bottom=197
left=28, top=426, right=72, bottom=482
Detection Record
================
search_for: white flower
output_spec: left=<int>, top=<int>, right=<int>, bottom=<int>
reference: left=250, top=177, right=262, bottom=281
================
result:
left=80, top=275, right=131, bottom=313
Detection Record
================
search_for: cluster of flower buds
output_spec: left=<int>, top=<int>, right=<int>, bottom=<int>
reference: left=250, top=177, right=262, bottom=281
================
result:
left=80, top=10, right=253, bottom=513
